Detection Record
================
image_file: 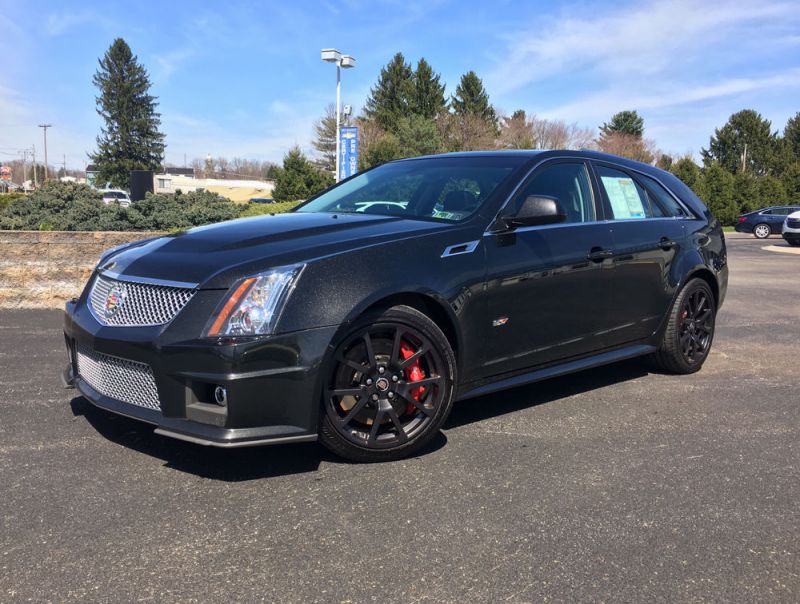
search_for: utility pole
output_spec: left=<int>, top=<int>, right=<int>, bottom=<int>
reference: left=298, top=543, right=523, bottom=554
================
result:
left=63, top=154, right=67, bottom=179
left=32, top=144, right=38, bottom=188
left=38, top=124, right=52, bottom=181
left=21, top=149, right=28, bottom=188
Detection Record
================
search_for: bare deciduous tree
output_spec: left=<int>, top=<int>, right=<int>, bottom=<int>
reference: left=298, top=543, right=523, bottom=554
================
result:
left=597, top=132, right=658, bottom=164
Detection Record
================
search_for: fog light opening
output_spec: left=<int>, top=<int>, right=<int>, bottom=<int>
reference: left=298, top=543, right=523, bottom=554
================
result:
left=213, top=386, right=228, bottom=406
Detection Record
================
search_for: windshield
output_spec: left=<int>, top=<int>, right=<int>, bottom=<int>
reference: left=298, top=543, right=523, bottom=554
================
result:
left=296, top=156, right=527, bottom=222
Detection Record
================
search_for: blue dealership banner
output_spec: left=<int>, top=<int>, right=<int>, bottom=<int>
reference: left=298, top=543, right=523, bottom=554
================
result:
left=339, top=127, right=358, bottom=180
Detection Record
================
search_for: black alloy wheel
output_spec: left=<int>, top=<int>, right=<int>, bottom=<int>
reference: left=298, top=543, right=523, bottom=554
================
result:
left=651, top=278, right=716, bottom=374
left=319, top=305, right=455, bottom=462
left=678, top=288, right=714, bottom=363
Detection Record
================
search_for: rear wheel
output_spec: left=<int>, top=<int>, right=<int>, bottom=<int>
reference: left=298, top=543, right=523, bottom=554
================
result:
left=753, top=223, right=771, bottom=239
left=319, top=305, right=456, bottom=462
left=651, top=278, right=716, bottom=374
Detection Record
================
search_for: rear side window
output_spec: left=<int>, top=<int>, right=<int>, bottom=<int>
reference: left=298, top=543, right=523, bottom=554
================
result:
left=596, top=165, right=652, bottom=220
left=514, top=162, right=596, bottom=223
left=638, top=174, right=688, bottom=217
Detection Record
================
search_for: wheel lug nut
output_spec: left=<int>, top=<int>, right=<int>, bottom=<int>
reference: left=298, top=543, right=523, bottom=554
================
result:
left=366, top=378, right=373, bottom=386
left=388, top=392, right=394, bottom=398
left=392, top=375, right=399, bottom=382
left=378, top=366, right=385, bottom=374
left=371, top=394, right=379, bottom=401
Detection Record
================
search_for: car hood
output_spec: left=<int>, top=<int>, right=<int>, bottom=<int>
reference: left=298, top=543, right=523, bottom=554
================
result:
left=99, top=212, right=452, bottom=289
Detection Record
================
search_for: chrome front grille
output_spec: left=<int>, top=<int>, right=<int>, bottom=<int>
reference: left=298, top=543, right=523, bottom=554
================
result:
left=89, top=274, right=195, bottom=327
left=75, top=344, right=161, bottom=411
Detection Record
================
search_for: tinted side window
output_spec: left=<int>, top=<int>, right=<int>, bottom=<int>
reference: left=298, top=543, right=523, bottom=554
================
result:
left=515, top=162, right=595, bottom=224
left=596, top=165, right=652, bottom=220
left=638, top=174, right=688, bottom=217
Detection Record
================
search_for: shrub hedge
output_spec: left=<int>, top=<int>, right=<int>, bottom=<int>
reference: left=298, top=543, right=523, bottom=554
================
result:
left=0, top=181, right=298, bottom=231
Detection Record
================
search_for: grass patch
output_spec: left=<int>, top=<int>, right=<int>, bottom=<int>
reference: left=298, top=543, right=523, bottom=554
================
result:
left=238, top=201, right=300, bottom=218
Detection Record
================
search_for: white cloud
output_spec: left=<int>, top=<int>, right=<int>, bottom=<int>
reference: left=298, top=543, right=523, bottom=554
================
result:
left=44, top=11, right=113, bottom=36
left=487, top=0, right=799, bottom=95
left=153, top=48, right=196, bottom=82
left=541, top=69, right=800, bottom=123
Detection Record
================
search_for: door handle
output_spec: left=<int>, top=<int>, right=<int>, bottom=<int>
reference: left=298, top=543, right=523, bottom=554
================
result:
left=659, top=237, right=677, bottom=250
left=587, top=247, right=613, bottom=262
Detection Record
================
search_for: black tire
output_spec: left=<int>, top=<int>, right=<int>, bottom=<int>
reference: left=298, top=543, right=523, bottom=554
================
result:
left=650, top=278, right=716, bottom=374
left=319, top=305, right=456, bottom=462
left=753, top=223, right=771, bottom=239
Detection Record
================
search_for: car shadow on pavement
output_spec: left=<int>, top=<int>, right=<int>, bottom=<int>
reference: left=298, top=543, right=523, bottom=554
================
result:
left=68, top=359, right=644, bottom=480
left=69, top=396, right=447, bottom=481
left=445, top=358, right=649, bottom=430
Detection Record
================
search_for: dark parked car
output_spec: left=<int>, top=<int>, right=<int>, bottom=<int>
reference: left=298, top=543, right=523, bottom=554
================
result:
left=735, top=206, right=800, bottom=239
left=63, top=151, right=728, bottom=462
left=249, top=197, right=275, bottom=204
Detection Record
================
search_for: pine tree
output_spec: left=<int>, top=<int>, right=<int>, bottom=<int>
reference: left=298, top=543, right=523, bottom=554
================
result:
left=272, top=147, right=334, bottom=202
left=412, top=58, right=446, bottom=119
left=90, top=38, right=165, bottom=188
left=600, top=110, right=644, bottom=137
left=363, top=53, right=415, bottom=133
left=451, top=71, right=497, bottom=131
left=701, top=109, right=780, bottom=176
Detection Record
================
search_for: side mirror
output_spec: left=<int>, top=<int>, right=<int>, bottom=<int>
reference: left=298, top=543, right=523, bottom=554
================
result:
left=502, top=195, right=567, bottom=229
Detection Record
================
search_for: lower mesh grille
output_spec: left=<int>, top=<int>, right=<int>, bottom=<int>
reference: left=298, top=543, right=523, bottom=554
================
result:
left=75, top=344, right=161, bottom=411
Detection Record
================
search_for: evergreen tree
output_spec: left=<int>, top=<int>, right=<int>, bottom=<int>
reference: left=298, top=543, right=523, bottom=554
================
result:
left=756, top=174, right=788, bottom=207
left=272, top=147, right=334, bottom=202
left=451, top=71, right=498, bottom=132
left=781, top=162, right=800, bottom=204
left=671, top=157, right=706, bottom=200
left=701, top=109, right=780, bottom=176
left=784, top=112, right=800, bottom=162
left=412, top=58, right=447, bottom=119
left=702, top=163, right=738, bottom=225
left=600, top=110, right=645, bottom=137
left=362, top=134, right=402, bottom=169
left=363, top=53, right=415, bottom=132
left=733, top=171, right=759, bottom=214
left=90, top=38, right=165, bottom=189
left=395, top=115, right=442, bottom=158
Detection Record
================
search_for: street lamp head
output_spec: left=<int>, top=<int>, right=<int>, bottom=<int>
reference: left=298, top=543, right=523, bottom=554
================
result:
left=340, top=55, right=356, bottom=69
left=321, top=48, right=342, bottom=63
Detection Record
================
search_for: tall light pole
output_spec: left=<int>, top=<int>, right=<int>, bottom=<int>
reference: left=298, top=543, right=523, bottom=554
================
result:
left=321, top=49, right=356, bottom=182
left=38, top=124, right=52, bottom=181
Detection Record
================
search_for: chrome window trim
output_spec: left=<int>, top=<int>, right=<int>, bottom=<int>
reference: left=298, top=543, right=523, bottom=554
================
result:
left=483, top=216, right=688, bottom=237
left=590, top=159, right=696, bottom=219
left=484, top=155, right=694, bottom=236
left=98, top=270, right=199, bottom=290
left=485, top=156, right=598, bottom=235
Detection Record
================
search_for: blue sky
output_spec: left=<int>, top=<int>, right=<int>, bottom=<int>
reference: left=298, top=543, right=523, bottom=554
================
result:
left=1, top=0, right=799, bottom=171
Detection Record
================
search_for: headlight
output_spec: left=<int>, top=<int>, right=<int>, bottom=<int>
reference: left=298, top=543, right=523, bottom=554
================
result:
left=205, top=265, right=303, bottom=337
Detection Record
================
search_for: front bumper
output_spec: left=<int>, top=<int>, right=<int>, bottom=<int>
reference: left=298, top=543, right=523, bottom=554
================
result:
left=782, top=231, right=800, bottom=242
left=63, top=296, right=338, bottom=447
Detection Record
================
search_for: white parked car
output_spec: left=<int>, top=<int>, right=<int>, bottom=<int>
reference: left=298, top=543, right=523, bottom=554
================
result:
left=100, top=189, right=131, bottom=207
left=782, top=210, right=800, bottom=247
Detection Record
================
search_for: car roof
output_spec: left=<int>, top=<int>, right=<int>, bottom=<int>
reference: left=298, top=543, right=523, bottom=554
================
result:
left=397, top=149, right=665, bottom=175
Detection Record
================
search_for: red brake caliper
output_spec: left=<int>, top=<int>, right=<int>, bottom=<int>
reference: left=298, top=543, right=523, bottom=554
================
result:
left=399, top=341, right=426, bottom=415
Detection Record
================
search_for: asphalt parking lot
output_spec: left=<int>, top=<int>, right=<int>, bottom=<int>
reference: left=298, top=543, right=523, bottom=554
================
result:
left=1, top=234, right=798, bottom=602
